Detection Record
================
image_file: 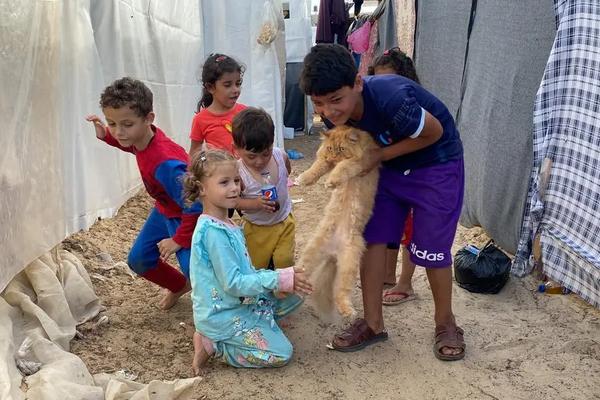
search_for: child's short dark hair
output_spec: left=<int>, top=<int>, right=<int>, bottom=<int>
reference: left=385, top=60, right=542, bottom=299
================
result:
left=100, top=77, right=153, bottom=117
left=300, top=44, right=357, bottom=96
left=232, top=107, right=274, bottom=153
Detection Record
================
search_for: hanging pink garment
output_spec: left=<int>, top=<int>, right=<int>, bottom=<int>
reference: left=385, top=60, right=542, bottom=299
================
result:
left=347, top=20, right=372, bottom=54
left=358, top=19, right=379, bottom=76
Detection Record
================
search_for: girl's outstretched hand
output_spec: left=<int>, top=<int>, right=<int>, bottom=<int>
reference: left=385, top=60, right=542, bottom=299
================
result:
left=85, top=114, right=108, bottom=140
left=293, top=267, right=312, bottom=296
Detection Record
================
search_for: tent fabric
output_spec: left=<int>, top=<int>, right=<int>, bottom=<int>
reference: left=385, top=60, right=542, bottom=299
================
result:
left=375, top=0, right=398, bottom=57
left=0, top=247, right=200, bottom=399
left=285, top=0, right=312, bottom=63
left=200, top=0, right=287, bottom=149
left=0, top=247, right=199, bottom=399
left=454, top=0, right=556, bottom=253
left=0, top=1, right=204, bottom=293
left=284, top=62, right=307, bottom=131
left=394, top=0, right=416, bottom=58
left=513, top=0, right=600, bottom=307
left=413, top=0, right=471, bottom=118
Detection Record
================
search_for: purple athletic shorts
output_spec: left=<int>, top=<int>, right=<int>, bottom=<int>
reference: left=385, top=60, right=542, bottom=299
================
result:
left=363, top=158, right=464, bottom=268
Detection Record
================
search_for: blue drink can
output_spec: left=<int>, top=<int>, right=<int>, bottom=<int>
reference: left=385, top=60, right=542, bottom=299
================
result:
left=261, top=185, right=278, bottom=201
left=261, top=184, right=280, bottom=210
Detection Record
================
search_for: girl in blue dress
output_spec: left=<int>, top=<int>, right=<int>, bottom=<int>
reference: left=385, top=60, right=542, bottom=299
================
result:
left=182, top=149, right=312, bottom=374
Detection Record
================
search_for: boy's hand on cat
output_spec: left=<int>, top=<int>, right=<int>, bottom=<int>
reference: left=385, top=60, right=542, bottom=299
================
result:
left=360, top=148, right=384, bottom=176
left=293, top=267, right=313, bottom=295
left=157, top=238, right=182, bottom=261
left=85, top=114, right=107, bottom=139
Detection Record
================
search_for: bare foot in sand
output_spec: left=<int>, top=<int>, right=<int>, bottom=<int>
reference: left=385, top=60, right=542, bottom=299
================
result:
left=159, top=280, right=191, bottom=310
left=277, top=315, right=294, bottom=329
left=192, top=331, right=211, bottom=376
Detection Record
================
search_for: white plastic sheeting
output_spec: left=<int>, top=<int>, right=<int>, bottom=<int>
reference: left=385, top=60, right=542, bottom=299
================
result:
left=0, top=0, right=204, bottom=292
left=0, top=248, right=199, bottom=399
left=201, top=0, right=287, bottom=148
left=285, top=0, right=312, bottom=62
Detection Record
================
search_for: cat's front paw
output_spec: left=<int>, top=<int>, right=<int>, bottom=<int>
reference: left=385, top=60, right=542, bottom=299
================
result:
left=296, top=172, right=314, bottom=186
left=324, top=177, right=340, bottom=189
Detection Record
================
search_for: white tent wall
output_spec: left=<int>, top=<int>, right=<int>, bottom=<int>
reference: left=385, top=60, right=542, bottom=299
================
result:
left=0, top=0, right=204, bottom=293
left=200, top=0, right=287, bottom=149
left=285, top=0, right=312, bottom=63
left=284, top=0, right=313, bottom=133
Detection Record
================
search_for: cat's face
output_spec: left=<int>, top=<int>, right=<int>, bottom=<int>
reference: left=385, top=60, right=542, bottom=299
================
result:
left=320, top=126, right=366, bottom=163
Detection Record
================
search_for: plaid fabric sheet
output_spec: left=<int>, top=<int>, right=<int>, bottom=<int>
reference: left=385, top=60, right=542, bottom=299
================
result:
left=513, top=0, right=600, bottom=307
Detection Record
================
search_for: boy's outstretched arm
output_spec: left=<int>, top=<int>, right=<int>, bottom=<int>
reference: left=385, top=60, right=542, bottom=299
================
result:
left=86, top=114, right=135, bottom=153
left=85, top=114, right=107, bottom=140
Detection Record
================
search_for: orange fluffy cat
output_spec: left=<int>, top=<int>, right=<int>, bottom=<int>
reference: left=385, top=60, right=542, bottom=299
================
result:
left=295, top=125, right=380, bottom=318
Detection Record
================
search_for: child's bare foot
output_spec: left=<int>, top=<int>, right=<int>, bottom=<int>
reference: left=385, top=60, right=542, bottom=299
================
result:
left=273, top=290, right=288, bottom=299
left=382, top=282, right=416, bottom=306
left=277, top=316, right=293, bottom=329
left=159, top=280, right=191, bottom=310
left=192, top=331, right=211, bottom=375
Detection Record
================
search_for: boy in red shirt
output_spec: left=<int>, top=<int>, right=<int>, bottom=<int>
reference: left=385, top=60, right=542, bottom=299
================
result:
left=86, top=77, right=201, bottom=309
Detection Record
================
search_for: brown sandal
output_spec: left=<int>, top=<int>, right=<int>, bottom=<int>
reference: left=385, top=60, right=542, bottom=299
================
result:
left=434, top=324, right=465, bottom=361
left=329, top=318, right=388, bottom=352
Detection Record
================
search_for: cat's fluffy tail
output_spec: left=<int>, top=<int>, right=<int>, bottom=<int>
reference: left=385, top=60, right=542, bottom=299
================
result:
left=307, top=257, right=338, bottom=323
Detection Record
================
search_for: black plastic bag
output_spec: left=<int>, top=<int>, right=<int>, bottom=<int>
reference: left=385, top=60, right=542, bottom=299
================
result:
left=454, top=240, right=511, bottom=294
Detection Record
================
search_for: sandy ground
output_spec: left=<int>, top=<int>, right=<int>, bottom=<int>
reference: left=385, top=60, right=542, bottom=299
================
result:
left=65, top=133, right=600, bottom=400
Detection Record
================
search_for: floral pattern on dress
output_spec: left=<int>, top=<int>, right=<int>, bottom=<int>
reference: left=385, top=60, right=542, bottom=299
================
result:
left=252, top=297, right=276, bottom=329
left=242, top=328, right=268, bottom=350
left=210, top=287, right=223, bottom=311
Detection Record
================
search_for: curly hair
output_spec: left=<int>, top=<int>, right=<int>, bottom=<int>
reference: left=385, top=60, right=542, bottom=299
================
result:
left=100, top=77, right=153, bottom=117
left=197, top=53, right=245, bottom=111
left=183, top=149, right=237, bottom=206
left=300, top=44, right=357, bottom=96
left=368, top=48, right=420, bottom=84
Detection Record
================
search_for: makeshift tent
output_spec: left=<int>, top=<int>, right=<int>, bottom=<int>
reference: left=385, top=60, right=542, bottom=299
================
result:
left=0, top=0, right=289, bottom=397
left=415, top=0, right=556, bottom=254
left=0, top=247, right=199, bottom=399
left=1, top=0, right=204, bottom=293
left=415, top=0, right=600, bottom=306
left=0, top=0, right=289, bottom=293
left=513, top=0, right=600, bottom=307
left=284, top=0, right=313, bottom=132
left=201, top=0, right=287, bottom=148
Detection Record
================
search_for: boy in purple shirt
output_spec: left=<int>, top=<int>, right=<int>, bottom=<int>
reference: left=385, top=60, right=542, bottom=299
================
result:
left=300, top=44, right=465, bottom=360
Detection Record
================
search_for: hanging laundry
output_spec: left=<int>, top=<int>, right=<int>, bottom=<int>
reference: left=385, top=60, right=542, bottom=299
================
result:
left=316, top=0, right=348, bottom=44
